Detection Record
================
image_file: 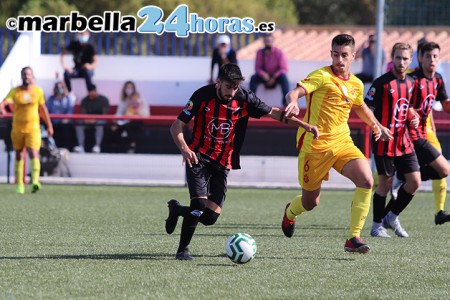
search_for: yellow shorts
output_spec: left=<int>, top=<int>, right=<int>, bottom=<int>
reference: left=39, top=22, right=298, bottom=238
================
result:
left=426, top=130, right=441, bottom=152
left=298, top=139, right=366, bottom=191
left=11, top=128, right=41, bottom=150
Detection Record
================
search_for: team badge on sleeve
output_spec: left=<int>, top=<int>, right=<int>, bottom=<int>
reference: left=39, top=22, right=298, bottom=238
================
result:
left=182, top=100, right=193, bottom=115
left=366, top=87, right=376, bottom=101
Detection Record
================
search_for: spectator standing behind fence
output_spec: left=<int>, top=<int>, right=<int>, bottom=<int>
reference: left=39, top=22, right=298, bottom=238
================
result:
left=61, top=30, right=97, bottom=93
left=46, top=81, right=75, bottom=150
left=355, top=34, right=385, bottom=84
left=74, top=85, right=109, bottom=153
left=0, top=67, right=53, bottom=194
left=209, top=35, right=237, bottom=84
left=249, top=33, right=290, bottom=107
left=114, top=81, right=149, bottom=153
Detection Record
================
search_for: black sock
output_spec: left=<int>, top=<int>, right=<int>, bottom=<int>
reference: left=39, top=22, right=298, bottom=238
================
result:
left=391, top=185, right=414, bottom=216
left=178, top=206, right=189, bottom=217
left=383, top=197, right=396, bottom=218
left=373, top=193, right=387, bottom=223
left=177, top=198, right=207, bottom=253
left=421, top=165, right=442, bottom=181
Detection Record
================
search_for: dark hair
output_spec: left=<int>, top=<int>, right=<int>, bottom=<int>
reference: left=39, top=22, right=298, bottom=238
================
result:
left=331, top=34, right=355, bottom=50
left=120, top=80, right=137, bottom=101
left=53, top=81, right=68, bottom=96
left=218, top=63, right=245, bottom=84
left=419, top=42, right=440, bottom=56
left=88, top=84, right=97, bottom=91
left=21, top=66, right=33, bottom=75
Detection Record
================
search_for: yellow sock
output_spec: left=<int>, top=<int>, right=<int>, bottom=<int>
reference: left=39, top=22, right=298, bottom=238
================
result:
left=432, top=179, right=447, bottom=213
left=15, top=159, right=24, bottom=187
left=348, top=187, right=371, bottom=239
left=30, top=158, right=41, bottom=185
left=287, top=195, right=306, bottom=221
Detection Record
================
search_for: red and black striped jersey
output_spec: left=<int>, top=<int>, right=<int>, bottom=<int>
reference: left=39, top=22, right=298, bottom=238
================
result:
left=409, top=69, right=448, bottom=140
left=177, top=84, right=271, bottom=169
left=364, top=72, right=415, bottom=157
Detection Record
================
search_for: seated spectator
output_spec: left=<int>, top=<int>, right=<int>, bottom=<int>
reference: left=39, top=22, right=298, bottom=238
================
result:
left=46, top=81, right=75, bottom=150
left=210, top=35, right=237, bottom=84
left=114, top=81, right=149, bottom=153
left=355, top=34, right=385, bottom=83
left=249, top=33, right=289, bottom=106
left=61, top=30, right=97, bottom=93
left=74, top=85, right=109, bottom=153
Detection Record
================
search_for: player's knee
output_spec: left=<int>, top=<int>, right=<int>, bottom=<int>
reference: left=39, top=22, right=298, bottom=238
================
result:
left=189, top=197, right=208, bottom=218
left=406, top=178, right=421, bottom=194
left=440, top=165, right=450, bottom=178
left=199, top=209, right=220, bottom=226
left=359, top=176, right=374, bottom=190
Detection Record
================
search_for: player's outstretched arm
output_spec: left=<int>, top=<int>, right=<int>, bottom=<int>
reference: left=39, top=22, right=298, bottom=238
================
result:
left=353, top=103, right=392, bottom=142
left=268, top=107, right=319, bottom=140
left=284, top=86, right=306, bottom=118
left=170, top=118, right=198, bottom=168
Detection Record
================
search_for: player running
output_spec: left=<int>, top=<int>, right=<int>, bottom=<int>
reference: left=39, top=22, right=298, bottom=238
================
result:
left=166, top=63, right=319, bottom=260
left=281, top=34, right=389, bottom=254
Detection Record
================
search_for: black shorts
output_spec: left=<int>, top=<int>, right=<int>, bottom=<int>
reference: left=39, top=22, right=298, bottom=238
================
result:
left=413, top=138, right=441, bottom=166
left=185, top=153, right=230, bottom=207
left=375, top=153, right=419, bottom=177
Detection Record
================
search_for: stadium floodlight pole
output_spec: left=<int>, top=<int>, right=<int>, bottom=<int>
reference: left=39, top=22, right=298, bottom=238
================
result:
left=374, top=0, right=385, bottom=79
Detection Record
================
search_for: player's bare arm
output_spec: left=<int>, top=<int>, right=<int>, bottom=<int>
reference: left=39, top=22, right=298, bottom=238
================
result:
left=353, top=103, right=391, bottom=142
left=39, top=104, right=54, bottom=137
left=170, top=118, right=198, bottom=167
left=268, top=107, right=319, bottom=140
left=284, top=85, right=306, bottom=118
left=442, top=99, right=450, bottom=113
left=0, top=99, right=8, bottom=115
left=407, top=108, right=420, bottom=129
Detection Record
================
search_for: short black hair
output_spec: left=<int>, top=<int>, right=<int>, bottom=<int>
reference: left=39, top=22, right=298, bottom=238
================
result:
left=218, top=63, right=245, bottom=84
left=419, top=42, right=440, bottom=56
left=88, top=84, right=97, bottom=91
left=331, top=34, right=355, bottom=50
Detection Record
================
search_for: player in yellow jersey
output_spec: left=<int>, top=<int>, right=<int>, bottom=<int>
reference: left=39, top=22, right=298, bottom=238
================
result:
left=0, top=67, right=53, bottom=194
left=426, top=111, right=449, bottom=224
left=281, top=34, right=392, bottom=253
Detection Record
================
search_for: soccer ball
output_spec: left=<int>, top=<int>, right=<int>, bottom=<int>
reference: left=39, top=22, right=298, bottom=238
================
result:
left=225, top=233, right=257, bottom=264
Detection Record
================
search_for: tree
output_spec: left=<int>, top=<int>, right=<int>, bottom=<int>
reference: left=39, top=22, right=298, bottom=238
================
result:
left=292, top=0, right=376, bottom=25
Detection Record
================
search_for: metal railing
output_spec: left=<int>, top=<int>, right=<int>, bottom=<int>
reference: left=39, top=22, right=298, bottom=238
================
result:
left=41, top=32, right=264, bottom=56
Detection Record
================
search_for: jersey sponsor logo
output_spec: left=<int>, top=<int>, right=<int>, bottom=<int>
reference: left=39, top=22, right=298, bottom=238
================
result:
left=393, top=98, right=409, bottom=122
left=207, top=118, right=233, bottom=140
left=182, top=100, right=193, bottom=115
left=389, top=89, right=395, bottom=94
left=24, top=92, right=31, bottom=104
left=419, top=84, right=425, bottom=89
left=421, top=94, right=435, bottom=114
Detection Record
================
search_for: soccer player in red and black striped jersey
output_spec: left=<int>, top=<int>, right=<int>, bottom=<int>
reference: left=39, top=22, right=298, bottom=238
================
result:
left=365, top=43, right=421, bottom=238
left=409, top=42, right=450, bottom=225
left=166, top=63, right=319, bottom=260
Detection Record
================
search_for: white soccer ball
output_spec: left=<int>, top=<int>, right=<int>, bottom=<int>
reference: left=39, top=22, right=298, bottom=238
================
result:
left=225, top=233, right=257, bottom=264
